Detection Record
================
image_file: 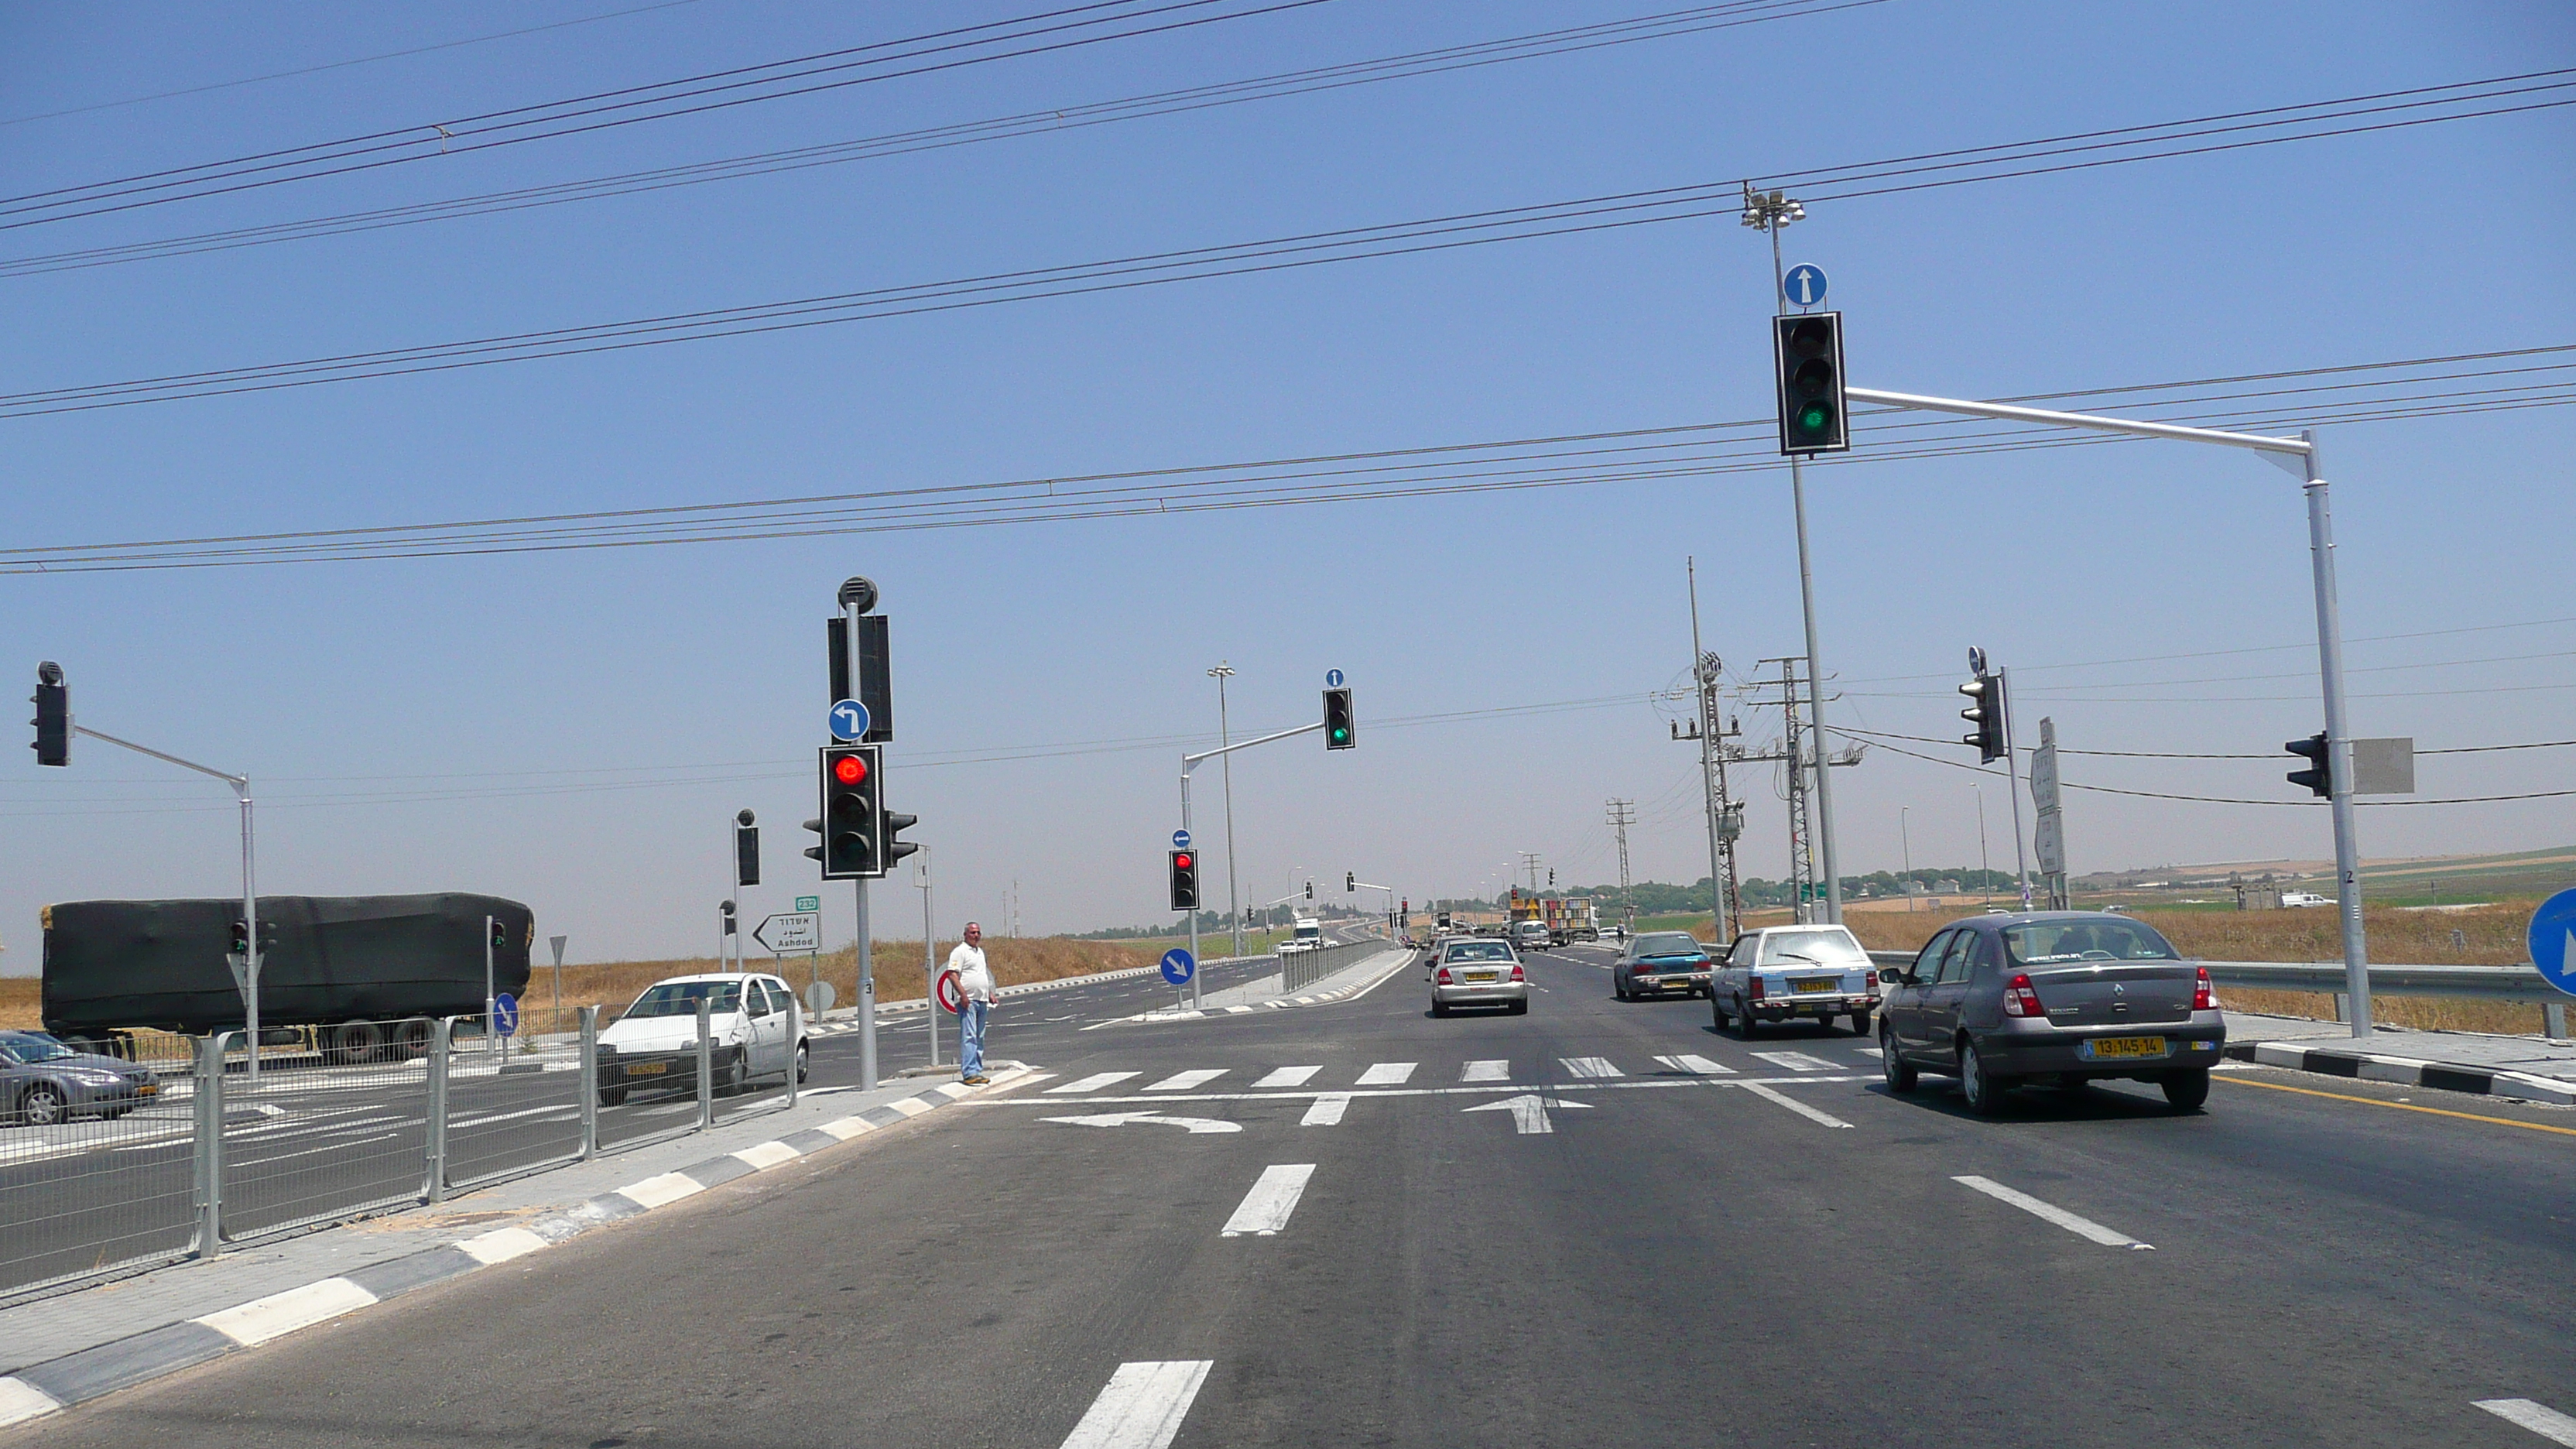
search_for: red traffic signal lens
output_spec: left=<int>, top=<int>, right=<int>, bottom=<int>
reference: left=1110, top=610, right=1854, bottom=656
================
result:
left=833, top=755, right=868, bottom=785
left=1175, top=853, right=1193, bottom=870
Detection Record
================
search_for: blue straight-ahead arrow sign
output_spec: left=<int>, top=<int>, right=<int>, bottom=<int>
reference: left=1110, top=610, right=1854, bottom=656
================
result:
left=1782, top=264, right=1828, bottom=308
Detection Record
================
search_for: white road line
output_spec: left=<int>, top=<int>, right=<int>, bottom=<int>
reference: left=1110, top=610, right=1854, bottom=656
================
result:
left=1301, top=1094, right=1351, bottom=1126
left=1751, top=1050, right=1838, bottom=1073
left=1952, top=1175, right=2155, bottom=1250
left=1253, top=1066, right=1321, bottom=1088
left=1461, top=1059, right=1510, bottom=1081
left=2476, top=1399, right=2576, bottom=1445
left=1653, top=1054, right=1733, bottom=1075
left=1739, top=1082, right=1854, bottom=1129
left=1559, top=1057, right=1622, bottom=1078
left=1049, top=1072, right=1140, bottom=1094
left=1851, top=1045, right=1883, bottom=1058
left=1059, top=1361, right=1214, bottom=1449
left=1221, top=1164, right=1317, bottom=1237
left=1143, top=1070, right=1228, bottom=1092
left=1354, top=1061, right=1416, bottom=1085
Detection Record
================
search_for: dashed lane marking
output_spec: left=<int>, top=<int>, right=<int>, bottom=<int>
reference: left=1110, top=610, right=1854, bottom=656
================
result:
left=1058, top=1361, right=1213, bottom=1449
left=1252, top=1065, right=1322, bottom=1088
left=1220, top=1164, right=1316, bottom=1237
left=1461, top=1059, right=1509, bottom=1081
left=1953, top=1175, right=2153, bottom=1250
left=1740, top=1082, right=1854, bottom=1129
left=1143, top=1070, right=1228, bottom=1092
left=1653, top=1054, right=1733, bottom=1075
left=2475, top=1399, right=2576, bottom=1445
left=1049, top=1072, right=1141, bottom=1094
left=1559, top=1057, right=1622, bottom=1078
left=1355, top=1061, right=1416, bottom=1086
left=1301, top=1094, right=1351, bottom=1126
left=1750, top=1050, right=1839, bottom=1073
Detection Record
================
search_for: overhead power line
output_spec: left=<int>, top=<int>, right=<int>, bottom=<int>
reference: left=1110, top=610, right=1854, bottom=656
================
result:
left=4, top=71, right=2568, bottom=413
left=4, top=344, right=2571, bottom=571
left=0, top=0, right=1872, bottom=279
left=0, top=0, right=1336, bottom=231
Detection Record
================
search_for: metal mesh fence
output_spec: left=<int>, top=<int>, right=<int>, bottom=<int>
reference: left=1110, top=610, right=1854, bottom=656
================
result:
left=712, top=1001, right=804, bottom=1126
left=0, top=1031, right=199, bottom=1303
left=594, top=1005, right=714, bottom=1156
left=220, top=1020, right=430, bottom=1241
left=1282, top=939, right=1386, bottom=995
left=441, top=1017, right=584, bottom=1190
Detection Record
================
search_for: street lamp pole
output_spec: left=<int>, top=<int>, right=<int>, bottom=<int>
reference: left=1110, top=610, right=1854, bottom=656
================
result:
left=1208, top=663, right=1245, bottom=958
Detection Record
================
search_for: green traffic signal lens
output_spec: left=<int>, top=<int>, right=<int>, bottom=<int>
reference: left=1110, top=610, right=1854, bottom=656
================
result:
left=1798, top=405, right=1829, bottom=432
left=1331, top=728, right=1348, bottom=742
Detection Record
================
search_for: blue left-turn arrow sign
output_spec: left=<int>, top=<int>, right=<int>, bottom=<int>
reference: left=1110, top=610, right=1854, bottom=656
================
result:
left=829, top=699, right=870, bottom=742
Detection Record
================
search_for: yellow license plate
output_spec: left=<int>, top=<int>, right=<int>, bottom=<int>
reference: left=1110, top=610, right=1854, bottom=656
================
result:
left=1462, top=971, right=1499, bottom=982
left=627, top=1060, right=669, bottom=1075
left=1791, top=978, right=1836, bottom=994
left=2083, top=1036, right=2168, bottom=1060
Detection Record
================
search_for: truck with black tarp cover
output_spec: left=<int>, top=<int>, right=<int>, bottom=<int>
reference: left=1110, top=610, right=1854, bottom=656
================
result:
left=41, top=894, right=533, bottom=1060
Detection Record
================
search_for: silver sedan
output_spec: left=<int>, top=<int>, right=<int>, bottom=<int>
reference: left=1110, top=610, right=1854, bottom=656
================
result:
left=1430, top=940, right=1529, bottom=1016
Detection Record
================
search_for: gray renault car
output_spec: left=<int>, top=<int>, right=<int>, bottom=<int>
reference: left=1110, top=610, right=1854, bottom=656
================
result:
left=1, top=1030, right=163, bottom=1126
left=1430, top=937, right=1529, bottom=1016
left=1875, top=913, right=2223, bottom=1114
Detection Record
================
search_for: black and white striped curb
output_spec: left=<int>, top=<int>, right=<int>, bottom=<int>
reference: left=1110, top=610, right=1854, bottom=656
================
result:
left=0, top=1065, right=1045, bottom=1431
left=1084, top=952, right=1413, bottom=1030
left=2225, top=1040, right=2576, bottom=1105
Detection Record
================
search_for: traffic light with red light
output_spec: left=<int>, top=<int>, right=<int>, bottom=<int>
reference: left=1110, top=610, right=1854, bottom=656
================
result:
left=1169, top=849, right=1199, bottom=913
left=814, top=744, right=883, bottom=879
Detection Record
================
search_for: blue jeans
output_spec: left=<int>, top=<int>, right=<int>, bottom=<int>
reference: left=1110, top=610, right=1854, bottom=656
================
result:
left=959, top=1000, right=991, bottom=1079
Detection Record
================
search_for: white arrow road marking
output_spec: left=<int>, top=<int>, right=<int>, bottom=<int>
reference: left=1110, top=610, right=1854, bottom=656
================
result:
left=1040, top=1112, right=1242, bottom=1134
left=1221, top=1164, right=1316, bottom=1236
left=1953, top=1175, right=2154, bottom=1250
left=1461, top=1059, right=1509, bottom=1081
left=1300, top=1093, right=1350, bottom=1126
left=1059, top=1361, right=1213, bottom=1449
left=2477, top=1398, right=2576, bottom=1445
left=1740, top=1082, right=1855, bottom=1129
left=1653, top=1054, right=1733, bottom=1075
left=1462, top=1094, right=1592, bottom=1134
left=1049, top=1072, right=1140, bottom=1094
left=1254, top=1065, right=1321, bottom=1088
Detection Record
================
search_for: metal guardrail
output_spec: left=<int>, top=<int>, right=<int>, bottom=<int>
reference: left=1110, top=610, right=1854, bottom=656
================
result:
left=1280, top=937, right=1389, bottom=995
left=1865, top=948, right=2559, bottom=1003
left=0, top=999, right=808, bottom=1307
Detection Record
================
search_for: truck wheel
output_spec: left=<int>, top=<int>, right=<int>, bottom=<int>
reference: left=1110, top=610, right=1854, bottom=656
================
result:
left=598, top=1088, right=629, bottom=1108
left=392, top=1019, right=433, bottom=1060
left=331, top=1020, right=384, bottom=1065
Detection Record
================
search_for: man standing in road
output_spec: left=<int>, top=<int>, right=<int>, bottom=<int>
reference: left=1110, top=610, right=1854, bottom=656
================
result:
left=946, top=922, right=997, bottom=1085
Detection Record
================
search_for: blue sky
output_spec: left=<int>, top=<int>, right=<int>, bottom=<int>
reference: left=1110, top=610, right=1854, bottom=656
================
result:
left=2, top=0, right=2571, bottom=965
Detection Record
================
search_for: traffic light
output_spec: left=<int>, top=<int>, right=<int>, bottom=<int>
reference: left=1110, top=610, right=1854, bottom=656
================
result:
left=812, top=744, right=883, bottom=879
left=1959, top=671, right=2006, bottom=763
left=1773, top=311, right=1848, bottom=454
left=31, top=661, right=67, bottom=767
left=1304, top=880, right=1314, bottom=900
left=735, top=809, right=759, bottom=888
left=1169, top=849, right=1199, bottom=912
left=2286, top=732, right=2331, bottom=798
left=1323, top=687, right=1355, bottom=749
left=882, top=810, right=919, bottom=870
left=229, top=918, right=249, bottom=960
left=1346, top=871, right=1356, bottom=893
left=719, top=900, right=737, bottom=936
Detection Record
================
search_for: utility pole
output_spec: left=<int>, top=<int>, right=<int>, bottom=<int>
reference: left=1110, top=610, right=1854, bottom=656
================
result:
left=1208, top=662, right=1245, bottom=958
left=1741, top=656, right=1865, bottom=925
left=1518, top=851, right=1543, bottom=895
left=1744, top=183, right=1843, bottom=923
left=1605, top=799, right=1636, bottom=930
left=1675, top=559, right=1742, bottom=938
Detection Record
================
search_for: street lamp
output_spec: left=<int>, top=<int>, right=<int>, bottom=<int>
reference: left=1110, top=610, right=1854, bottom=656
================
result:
left=1208, top=662, right=1244, bottom=958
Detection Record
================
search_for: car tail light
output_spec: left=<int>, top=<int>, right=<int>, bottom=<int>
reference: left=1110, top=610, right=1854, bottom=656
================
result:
left=1509, top=963, right=1525, bottom=982
left=1748, top=977, right=1766, bottom=1000
left=2193, top=964, right=2216, bottom=1012
left=2002, top=972, right=2046, bottom=1018
left=1436, top=968, right=1454, bottom=985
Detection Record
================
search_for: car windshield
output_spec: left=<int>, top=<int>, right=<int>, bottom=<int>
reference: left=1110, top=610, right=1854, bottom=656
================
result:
left=1445, top=941, right=1512, bottom=962
left=0, top=1035, right=78, bottom=1063
left=1758, top=929, right=1869, bottom=967
left=623, top=981, right=743, bottom=1018
left=1635, top=933, right=1702, bottom=958
left=2005, top=920, right=2180, bottom=964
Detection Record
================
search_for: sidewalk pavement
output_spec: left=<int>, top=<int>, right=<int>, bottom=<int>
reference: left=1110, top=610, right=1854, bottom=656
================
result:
left=2223, top=1010, right=2576, bottom=1105
left=0, top=1061, right=1049, bottom=1430
left=1089, top=948, right=1415, bottom=1027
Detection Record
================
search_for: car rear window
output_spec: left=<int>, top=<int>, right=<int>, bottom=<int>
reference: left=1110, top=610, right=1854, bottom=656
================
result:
left=1635, top=933, right=1703, bottom=957
left=1757, top=929, right=1869, bottom=967
left=2004, top=920, right=2179, bottom=964
left=1445, top=941, right=1512, bottom=962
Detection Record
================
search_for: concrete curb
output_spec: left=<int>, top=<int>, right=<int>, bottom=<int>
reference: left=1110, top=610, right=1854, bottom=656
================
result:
left=0, top=1065, right=1046, bottom=1431
left=2225, top=1040, right=2576, bottom=1106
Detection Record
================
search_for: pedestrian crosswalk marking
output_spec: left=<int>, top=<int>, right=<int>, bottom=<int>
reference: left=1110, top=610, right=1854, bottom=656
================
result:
left=1653, top=1054, right=1733, bottom=1076
left=1560, top=1057, right=1622, bottom=1078
left=1751, top=1051, right=1837, bottom=1073
left=1144, top=1069, right=1228, bottom=1091
left=1461, top=1060, right=1509, bottom=1081
left=1221, top=1163, right=1317, bottom=1237
left=1301, top=1094, right=1350, bottom=1126
left=1253, top=1066, right=1321, bottom=1088
left=1049, top=1072, right=1141, bottom=1094
left=1355, top=1062, right=1416, bottom=1085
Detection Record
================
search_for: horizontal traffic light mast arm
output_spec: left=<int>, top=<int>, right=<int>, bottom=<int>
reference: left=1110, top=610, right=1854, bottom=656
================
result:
left=1181, top=718, right=1323, bottom=772
left=1845, top=387, right=2314, bottom=461
left=71, top=723, right=246, bottom=788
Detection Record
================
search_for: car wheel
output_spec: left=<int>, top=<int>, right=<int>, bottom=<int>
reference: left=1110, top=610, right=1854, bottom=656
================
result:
left=2160, top=1068, right=2211, bottom=1112
left=1507, top=999, right=1529, bottom=1016
left=1710, top=994, right=1728, bottom=1032
left=19, top=1084, right=67, bottom=1128
left=1958, top=1040, right=2009, bottom=1115
left=1880, top=1026, right=1917, bottom=1094
left=1850, top=1009, right=1872, bottom=1036
left=719, top=1053, right=747, bottom=1095
left=795, top=1041, right=811, bottom=1084
left=1430, top=1001, right=1451, bottom=1018
left=1737, top=999, right=1760, bottom=1037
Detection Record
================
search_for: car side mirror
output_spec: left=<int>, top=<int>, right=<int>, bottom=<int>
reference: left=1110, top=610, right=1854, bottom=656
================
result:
left=1876, top=967, right=1909, bottom=985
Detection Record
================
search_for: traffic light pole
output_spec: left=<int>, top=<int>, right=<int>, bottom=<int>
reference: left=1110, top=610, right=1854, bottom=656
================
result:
left=68, top=724, right=262, bottom=1085
left=1843, top=388, right=2370, bottom=1036
left=1180, top=718, right=1327, bottom=1012
left=855, top=879, right=875, bottom=1090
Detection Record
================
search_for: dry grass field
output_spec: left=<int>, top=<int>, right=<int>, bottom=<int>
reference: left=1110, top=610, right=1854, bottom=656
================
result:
left=0, top=935, right=1164, bottom=1037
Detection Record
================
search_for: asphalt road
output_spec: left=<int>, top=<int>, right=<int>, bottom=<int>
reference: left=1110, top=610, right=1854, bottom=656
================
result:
left=13, top=939, right=2576, bottom=1447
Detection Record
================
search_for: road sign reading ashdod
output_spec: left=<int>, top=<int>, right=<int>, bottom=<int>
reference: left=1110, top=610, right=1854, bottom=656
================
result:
left=755, top=912, right=821, bottom=954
